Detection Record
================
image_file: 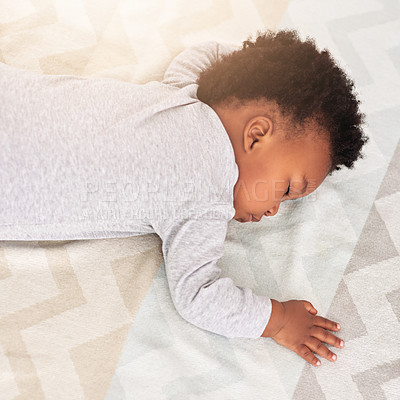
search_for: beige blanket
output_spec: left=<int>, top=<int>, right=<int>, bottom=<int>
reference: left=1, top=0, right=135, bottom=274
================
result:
left=2, top=1, right=399, bottom=399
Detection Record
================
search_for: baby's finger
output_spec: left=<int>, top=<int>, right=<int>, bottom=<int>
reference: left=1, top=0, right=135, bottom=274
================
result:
left=311, top=326, right=344, bottom=349
left=306, top=337, right=337, bottom=362
left=301, top=300, right=318, bottom=315
left=313, top=315, right=341, bottom=332
left=296, top=344, right=321, bottom=367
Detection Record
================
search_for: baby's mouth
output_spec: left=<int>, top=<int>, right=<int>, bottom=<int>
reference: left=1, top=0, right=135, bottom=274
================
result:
left=235, top=213, right=255, bottom=223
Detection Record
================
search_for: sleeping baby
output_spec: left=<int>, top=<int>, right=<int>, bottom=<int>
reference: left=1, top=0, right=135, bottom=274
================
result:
left=0, top=29, right=368, bottom=367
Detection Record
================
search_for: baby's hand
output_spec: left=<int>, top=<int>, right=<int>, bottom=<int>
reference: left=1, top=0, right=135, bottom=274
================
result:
left=261, top=299, right=344, bottom=366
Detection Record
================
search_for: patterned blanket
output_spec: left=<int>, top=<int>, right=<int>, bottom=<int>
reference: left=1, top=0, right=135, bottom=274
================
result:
left=1, top=0, right=399, bottom=399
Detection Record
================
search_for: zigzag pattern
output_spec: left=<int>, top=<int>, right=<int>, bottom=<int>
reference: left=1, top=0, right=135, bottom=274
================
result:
left=1, top=0, right=399, bottom=399
left=0, top=237, right=162, bottom=399
left=286, top=1, right=400, bottom=399
left=0, top=1, right=289, bottom=399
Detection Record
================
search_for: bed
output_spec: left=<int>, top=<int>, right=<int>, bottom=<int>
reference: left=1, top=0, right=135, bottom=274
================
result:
left=1, top=0, right=399, bottom=398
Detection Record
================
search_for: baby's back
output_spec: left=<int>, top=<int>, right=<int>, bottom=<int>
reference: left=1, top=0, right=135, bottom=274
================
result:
left=0, top=63, right=235, bottom=240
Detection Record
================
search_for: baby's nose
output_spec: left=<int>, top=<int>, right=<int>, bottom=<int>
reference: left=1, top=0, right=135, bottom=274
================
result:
left=265, top=203, right=280, bottom=217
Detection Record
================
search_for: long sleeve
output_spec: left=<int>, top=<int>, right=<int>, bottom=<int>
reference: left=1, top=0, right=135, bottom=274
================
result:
left=152, top=204, right=272, bottom=339
left=162, top=41, right=240, bottom=88
left=154, top=41, right=272, bottom=338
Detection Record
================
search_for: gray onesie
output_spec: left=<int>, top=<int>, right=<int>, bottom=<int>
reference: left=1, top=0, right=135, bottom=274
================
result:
left=0, top=41, right=272, bottom=338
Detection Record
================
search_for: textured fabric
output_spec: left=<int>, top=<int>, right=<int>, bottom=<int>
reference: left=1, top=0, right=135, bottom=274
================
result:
left=2, top=1, right=399, bottom=399
left=0, top=41, right=272, bottom=338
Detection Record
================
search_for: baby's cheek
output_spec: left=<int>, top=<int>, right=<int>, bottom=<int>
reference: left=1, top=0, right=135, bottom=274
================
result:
left=250, top=181, right=276, bottom=204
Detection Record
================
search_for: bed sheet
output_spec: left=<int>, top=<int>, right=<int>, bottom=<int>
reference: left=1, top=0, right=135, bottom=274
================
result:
left=1, top=0, right=399, bottom=399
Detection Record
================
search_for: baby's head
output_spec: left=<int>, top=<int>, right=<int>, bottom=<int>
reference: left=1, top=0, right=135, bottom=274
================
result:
left=197, top=29, right=368, bottom=222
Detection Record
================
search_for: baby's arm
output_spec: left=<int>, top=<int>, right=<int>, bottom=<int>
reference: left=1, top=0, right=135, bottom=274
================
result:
left=153, top=207, right=344, bottom=364
left=152, top=207, right=272, bottom=338
left=153, top=205, right=345, bottom=363
left=162, top=41, right=240, bottom=88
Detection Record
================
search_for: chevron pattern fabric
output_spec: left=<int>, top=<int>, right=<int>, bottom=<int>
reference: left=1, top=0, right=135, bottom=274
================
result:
left=1, top=0, right=399, bottom=399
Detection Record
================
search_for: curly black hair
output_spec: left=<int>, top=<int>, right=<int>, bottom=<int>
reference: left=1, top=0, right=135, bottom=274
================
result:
left=197, top=29, right=368, bottom=175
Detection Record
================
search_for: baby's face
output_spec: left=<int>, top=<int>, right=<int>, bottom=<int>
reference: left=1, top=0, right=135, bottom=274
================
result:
left=233, top=131, right=331, bottom=223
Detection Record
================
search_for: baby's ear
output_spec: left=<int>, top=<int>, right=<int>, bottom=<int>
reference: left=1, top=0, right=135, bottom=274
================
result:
left=246, top=116, right=272, bottom=138
left=244, top=117, right=273, bottom=153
